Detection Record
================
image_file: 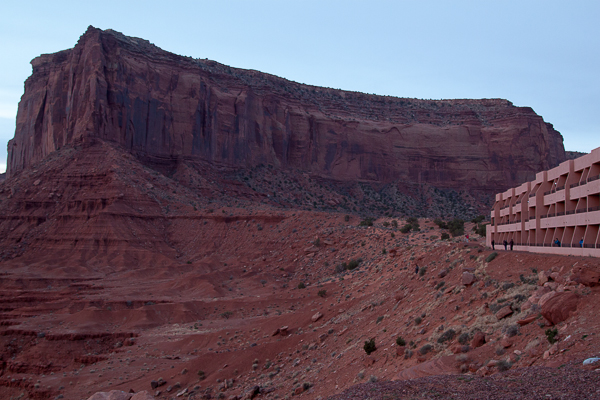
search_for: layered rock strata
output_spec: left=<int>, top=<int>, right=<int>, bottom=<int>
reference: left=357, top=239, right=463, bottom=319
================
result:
left=7, top=27, right=565, bottom=197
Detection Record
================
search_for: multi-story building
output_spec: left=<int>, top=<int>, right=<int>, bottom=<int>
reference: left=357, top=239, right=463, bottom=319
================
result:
left=487, top=146, right=600, bottom=257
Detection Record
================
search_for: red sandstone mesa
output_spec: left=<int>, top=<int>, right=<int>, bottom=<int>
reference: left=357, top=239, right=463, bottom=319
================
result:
left=8, top=26, right=564, bottom=200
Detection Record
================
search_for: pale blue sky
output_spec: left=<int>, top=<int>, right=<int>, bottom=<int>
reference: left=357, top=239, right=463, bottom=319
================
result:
left=1, top=1, right=599, bottom=173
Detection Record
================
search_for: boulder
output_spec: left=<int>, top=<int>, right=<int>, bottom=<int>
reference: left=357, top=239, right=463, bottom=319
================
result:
left=516, top=315, right=537, bottom=326
left=538, top=270, right=552, bottom=285
left=131, top=392, right=155, bottom=400
left=538, top=291, right=559, bottom=307
left=541, top=292, right=579, bottom=325
left=570, top=266, right=600, bottom=287
left=462, top=272, right=476, bottom=286
left=87, top=391, right=132, bottom=400
left=495, top=305, right=513, bottom=320
left=472, top=332, right=486, bottom=348
left=311, top=312, right=323, bottom=322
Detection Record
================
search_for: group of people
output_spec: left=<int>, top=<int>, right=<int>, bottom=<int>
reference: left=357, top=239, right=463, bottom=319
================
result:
left=491, top=239, right=513, bottom=251
left=491, top=237, right=585, bottom=249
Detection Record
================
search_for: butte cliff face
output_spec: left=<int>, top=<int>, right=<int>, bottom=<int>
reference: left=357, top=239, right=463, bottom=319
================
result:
left=7, top=26, right=565, bottom=196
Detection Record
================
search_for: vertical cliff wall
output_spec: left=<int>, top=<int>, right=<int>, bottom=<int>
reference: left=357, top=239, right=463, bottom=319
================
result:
left=7, top=26, right=565, bottom=194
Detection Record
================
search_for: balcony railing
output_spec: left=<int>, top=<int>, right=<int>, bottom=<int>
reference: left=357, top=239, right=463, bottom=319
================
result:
left=566, top=210, right=576, bottom=215
left=588, top=205, right=600, bottom=212
left=588, top=174, right=600, bottom=183
left=556, top=185, right=565, bottom=191
left=570, top=182, right=581, bottom=189
left=529, top=193, right=536, bottom=198
left=556, top=211, right=565, bottom=216
left=576, top=208, right=587, bottom=214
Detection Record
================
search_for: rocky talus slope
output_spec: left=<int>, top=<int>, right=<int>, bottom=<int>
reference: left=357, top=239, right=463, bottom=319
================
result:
left=0, top=144, right=599, bottom=398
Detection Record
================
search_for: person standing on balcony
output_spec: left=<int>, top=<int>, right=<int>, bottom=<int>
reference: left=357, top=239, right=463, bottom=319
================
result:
left=491, top=240, right=495, bottom=250
left=580, top=238, right=584, bottom=247
left=503, top=240, right=508, bottom=250
left=510, top=239, right=514, bottom=250
left=554, top=238, right=561, bottom=247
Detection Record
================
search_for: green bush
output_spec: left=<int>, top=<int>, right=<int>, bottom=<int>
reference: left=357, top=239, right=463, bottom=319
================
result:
left=545, top=328, right=558, bottom=344
left=198, top=370, right=206, bottom=380
left=418, top=344, right=432, bottom=355
left=391, top=220, right=398, bottom=229
left=437, top=329, right=456, bottom=343
left=433, top=218, right=448, bottom=229
left=400, top=224, right=412, bottom=233
left=336, top=258, right=363, bottom=273
left=474, top=223, right=487, bottom=237
left=447, top=218, right=465, bottom=237
left=485, top=252, right=498, bottom=263
left=419, top=266, right=427, bottom=277
left=441, top=232, right=450, bottom=240
left=458, top=332, right=470, bottom=345
left=298, top=282, right=306, bottom=289
left=220, top=311, right=233, bottom=319
left=415, top=317, right=422, bottom=325
left=471, top=215, right=485, bottom=224
left=359, top=217, right=374, bottom=227
left=317, top=289, right=327, bottom=298
left=497, top=360, right=512, bottom=372
left=364, top=338, right=377, bottom=355
left=396, top=336, right=406, bottom=346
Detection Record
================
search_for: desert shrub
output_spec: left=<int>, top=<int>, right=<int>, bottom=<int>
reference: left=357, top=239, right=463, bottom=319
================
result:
left=383, top=221, right=390, bottom=227
left=334, top=264, right=346, bottom=274
left=437, top=329, right=456, bottom=343
left=471, top=215, right=485, bottom=224
left=382, top=248, right=387, bottom=254
left=433, top=218, right=448, bottom=229
left=495, top=346, right=505, bottom=356
left=502, top=282, right=515, bottom=290
left=376, top=316, right=384, bottom=324
left=458, top=332, right=470, bottom=345
left=447, top=218, right=465, bottom=237
left=545, top=328, right=558, bottom=344
left=418, top=344, right=432, bottom=355
left=435, top=281, right=445, bottom=290
left=198, top=370, right=206, bottom=380
left=359, top=217, right=374, bottom=227
left=344, top=215, right=350, bottom=222
left=474, top=223, right=487, bottom=237
left=391, top=220, right=398, bottom=228
left=364, top=338, right=377, bottom=355
left=419, top=266, right=427, bottom=277
left=391, top=232, right=395, bottom=238
left=317, top=289, right=327, bottom=298
left=506, top=325, right=520, bottom=337
left=396, top=336, right=406, bottom=346
left=298, top=282, right=306, bottom=289
left=313, top=238, right=321, bottom=247
left=343, top=258, right=362, bottom=270
left=496, top=360, right=512, bottom=372
left=220, top=311, right=233, bottom=319
left=441, top=232, right=450, bottom=240
left=415, top=316, right=422, bottom=325
left=400, top=224, right=412, bottom=234
left=485, top=252, right=498, bottom=263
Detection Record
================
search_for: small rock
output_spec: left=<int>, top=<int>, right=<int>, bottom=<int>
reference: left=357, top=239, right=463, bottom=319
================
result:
left=311, top=312, right=323, bottom=322
left=495, top=305, right=513, bottom=320
left=462, top=272, right=476, bottom=286
left=583, top=357, right=600, bottom=365
left=472, top=332, right=486, bottom=348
